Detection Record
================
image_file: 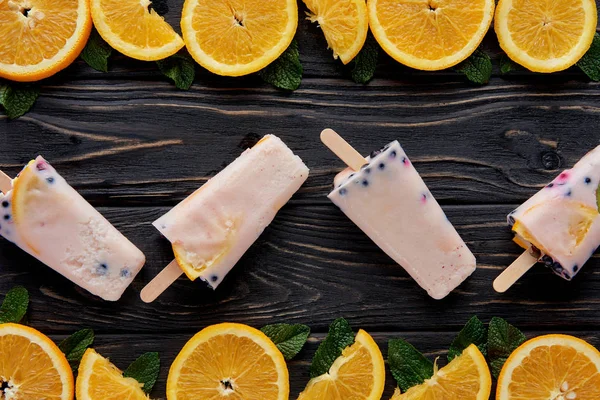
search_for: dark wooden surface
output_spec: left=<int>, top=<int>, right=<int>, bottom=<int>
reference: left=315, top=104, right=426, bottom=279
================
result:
left=2, top=1, right=600, bottom=398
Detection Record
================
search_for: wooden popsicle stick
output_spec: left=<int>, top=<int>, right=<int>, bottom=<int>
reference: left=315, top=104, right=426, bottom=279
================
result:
left=0, top=171, right=12, bottom=194
left=140, top=259, right=183, bottom=303
left=320, top=128, right=367, bottom=171
left=493, top=250, right=539, bottom=293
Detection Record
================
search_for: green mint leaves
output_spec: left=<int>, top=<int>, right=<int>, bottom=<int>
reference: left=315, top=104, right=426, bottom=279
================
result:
left=259, top=39, right=303, bottom=91
left=388, top=339, right=434, bottom=392
left=596, top=182, right=600, bottom=212
left=310, top=318, right=355, bottom=378
left=59, top=329, right=95, bottom=371
left=124, top=352, right=161, bottom=394
left=0, top=83, right=40, bottom=119
left=500, top=54, right=521, bottom=74
left=261, top=323, right=310, bottom=361
left=389, top=316, right=526, bottom=393
left=0, top=286, right=29, bottom=324
left=578, top=33, right=600, bottom=81
left=351, top=35, right=379, bottom=84
left=455, top=49, right=492, bottom=85
left=448, top=316, right=487, bottom=361
left=157, top=53, right=196, bottom=90
left=81, top=29, right=113, bottom=73
left=488, top=317, right=526, bottom=378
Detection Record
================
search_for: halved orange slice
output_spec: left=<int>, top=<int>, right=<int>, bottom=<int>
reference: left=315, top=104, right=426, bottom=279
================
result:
left=0, top=323, right=74, bottom=400
left=0, top=0, right=92, bottom=82
left=181, top=0, right=298, bottom=76
left=303, top=0, right=369, bottom=64
left=391, top=344, right=491, bottom=400
left=497, top=334, right=600, bottom=400
left=368, top=0, right=495, bottom=71
left=76, top=348, right=149, bottom=400
left=298, top=329, right=385, bottom=400
left=91, top=0, right=184, bottom=61
left=167, top=323, right=289, bottom=400
left=495, top=0, right=597, bottom=73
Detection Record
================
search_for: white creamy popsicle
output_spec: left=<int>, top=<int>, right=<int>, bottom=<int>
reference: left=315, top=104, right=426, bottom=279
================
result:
left=327, top=140, right=476, bottom=299
left=507, top=145, right=600, bottom=281
left=0, top=157, right=145, bottom=301
left=152, top=134, right=309, bottom=289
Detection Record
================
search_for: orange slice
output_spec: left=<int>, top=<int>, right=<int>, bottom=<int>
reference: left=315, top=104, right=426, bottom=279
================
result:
left=391, top=344, right=491, bottom=400
left=495, top=0, right=597, bottom=73
left=368, top=0, right=495, bottom=71
left=167, top=323, right=289, bottom=400
left=0, top=323, right=74, bottom=400
left=298, top=329, right=385, bottom=400
left=90, top=0, right=184, bottom=61
left=302, top=0, right=369, bottom=64
left=76, top=348, right=149, bottom=400
left=181, top=0, right=298, bottom=76
left=497, top=334, right=600, bottom=400
left=0, top=0, right=92, bottom=82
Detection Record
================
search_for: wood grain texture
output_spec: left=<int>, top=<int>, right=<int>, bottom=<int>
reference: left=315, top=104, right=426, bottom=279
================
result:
left=2, top=1, right=600, bottom=399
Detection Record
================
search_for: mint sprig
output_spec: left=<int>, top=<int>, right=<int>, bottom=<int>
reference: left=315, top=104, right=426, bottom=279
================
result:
left=261, top=323, right=310, bottom=361
left=0, top=82, right=40, bottom=119
left=351, top=35, right=379, bottom=84
left=487, top=317, right=526, bottom=378
left=81, top=28, right=113, bottom=73
left=123, top=352, right=160, bottom=394
left=500, top=54, right=521, bottom=74
left=455, top=49, right=492, bottom=84
left=258, top=39, right=303, bottom=91
left=448, top=316, right=487, bottom=361
left=310, top=318, right=355, bottom=378
left=577, top=33, right=600, bottom=81
left=388, top=339, right=434, bottom=392
left=59, top=329, right=95, bottom=371
left=0, top=286, right=29, bottom=324
left=157, top=53, right=196, bottom=90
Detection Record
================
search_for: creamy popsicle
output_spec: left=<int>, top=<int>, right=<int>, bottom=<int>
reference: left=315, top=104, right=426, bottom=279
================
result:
left=150, top=134, right=309, bottom=291
left=507, top=145, right=600, bottom=281
left=326, top=134, right=476, bottom=299
left=0, top=157, right=145, bottom=301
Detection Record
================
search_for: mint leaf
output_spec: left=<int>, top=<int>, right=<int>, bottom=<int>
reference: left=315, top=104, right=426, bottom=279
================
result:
left=59, top=329, right=95, bottom=371
left=488, top=317, right=526, bottom=378
left=0, top=83, right=39, bottom=119
left=448, top=316, right=487, bottom=361
left=596, top=182, right=600, bottom=212
left=578, top=33, right=600, bottom=81
left=388, top=339, right=434, bottom=392
left=455, top=49, right=492, bottom=84
left=157, top=53, right=196, bottom=90
left=500, top=54, right=521, bottom=74
left=310, top=318, right=355, bottom=378
left=351, top=35, right=378, bottom=84
left=258, top=39, right=302, bottom=91
left=261, top=323, right=310, bottom=361
left=123, top=352, right=160, bottom=394
left=0, top=286, right=29, bottom=324
left=81, top=28, right=112, bottom=73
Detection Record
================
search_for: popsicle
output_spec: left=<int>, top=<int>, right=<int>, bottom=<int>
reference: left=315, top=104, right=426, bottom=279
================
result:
left=141, top=134, right=309, bottom=302
left=322, top=129, right=476, bottom=299
left=494, top=145, right=600, bottom=292
left=0, top=157, right=146, bottom=301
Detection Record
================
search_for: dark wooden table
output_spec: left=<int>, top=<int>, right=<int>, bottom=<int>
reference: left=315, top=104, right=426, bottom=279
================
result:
left=1, top=1, right=600, bottom=398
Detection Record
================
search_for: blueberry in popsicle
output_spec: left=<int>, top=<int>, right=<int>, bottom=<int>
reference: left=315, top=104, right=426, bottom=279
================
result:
left=141, top=134, right=309, bottom=302
left=0, top=157, right=146, bottom=301
left=322, top=129, right=477, bottom=299
left=494, top=145, right=600, bottom=292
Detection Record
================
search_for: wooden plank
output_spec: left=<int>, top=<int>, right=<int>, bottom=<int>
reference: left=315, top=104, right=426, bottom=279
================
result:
left=2, top=77, right=600, bottom=205
left=2, top=204, right=600, bottom=334
left=47, top=330, right=600, bottom=400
